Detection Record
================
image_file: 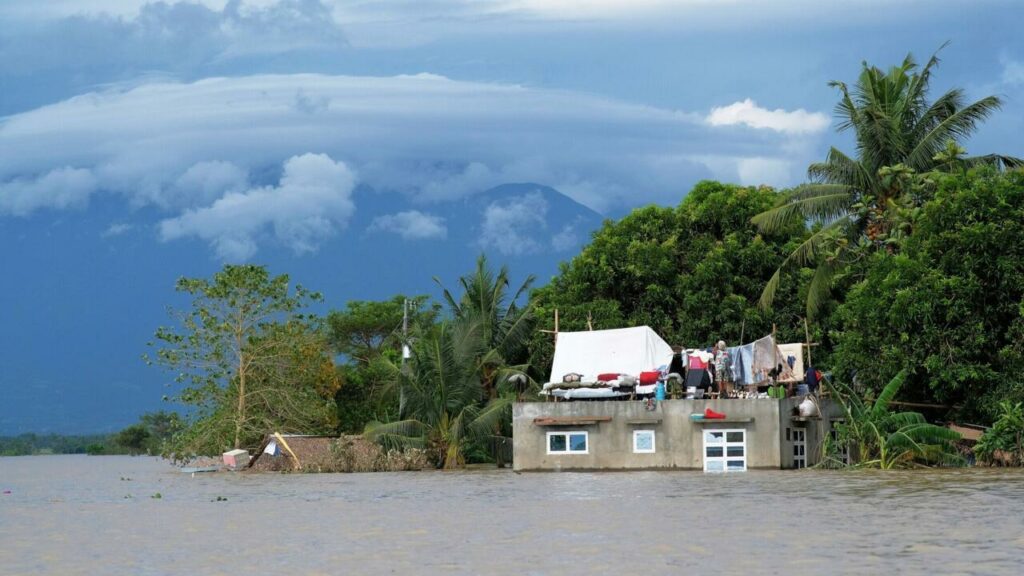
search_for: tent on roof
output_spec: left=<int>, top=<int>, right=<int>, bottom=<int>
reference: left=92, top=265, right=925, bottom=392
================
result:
left=548, top=326, right=674, bottom=383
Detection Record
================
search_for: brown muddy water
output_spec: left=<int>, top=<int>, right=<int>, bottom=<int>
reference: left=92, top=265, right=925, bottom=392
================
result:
left=1, top=456, right=1023, bottom=575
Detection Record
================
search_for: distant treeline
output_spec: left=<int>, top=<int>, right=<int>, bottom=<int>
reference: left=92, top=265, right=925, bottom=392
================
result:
left=0, top=433, right=124, bottom=456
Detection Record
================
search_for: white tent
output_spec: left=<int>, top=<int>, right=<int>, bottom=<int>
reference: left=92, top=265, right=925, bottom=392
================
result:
left=548, top=326, right=674, bottom=383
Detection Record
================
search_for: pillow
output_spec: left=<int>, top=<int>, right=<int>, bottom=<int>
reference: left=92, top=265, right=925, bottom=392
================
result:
left=639, top=371, right=661, bottom=385
left=562, top=372, right=583, bottom=383
left=597, top=373, right=620, bottom=382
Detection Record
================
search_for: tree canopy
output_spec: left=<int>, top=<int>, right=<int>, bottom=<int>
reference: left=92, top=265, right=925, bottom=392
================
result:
left=754, top=46, right=1022, bottom=316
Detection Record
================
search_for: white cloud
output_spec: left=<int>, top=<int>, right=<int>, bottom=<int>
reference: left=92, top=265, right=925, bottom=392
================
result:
left=102, top=222, right=135, bottom=237
left=1002, top=58, right=1024, bottom=85
left=707, top=99, right=830, bottom=135
left=479, top=191, right=547, bottom=256
left=368, top=210, right=447, bottom=240
left=0, top=167, right=98, bottom=216
left=166, top=160, right=250, bottom=209
left=0, top=73, right=820, bottom=248
left=551, top=224, right=580, bottom=252
left=158, top=153, right=356, bottom=260
left=736, top=157, right=793, bottom=187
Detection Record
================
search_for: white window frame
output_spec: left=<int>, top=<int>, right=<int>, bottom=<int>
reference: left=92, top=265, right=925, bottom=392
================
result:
left=632, top=429, right=656, bottom=454
left=793, top=428, right=806, bottom=469
left=546, top=431, right=589, bottom=455
left=703, top=428, right=747, bottom=473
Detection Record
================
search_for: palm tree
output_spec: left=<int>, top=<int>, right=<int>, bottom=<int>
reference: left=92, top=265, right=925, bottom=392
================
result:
left=831, top=371, right=962, bottom=469
left=435, top=254, right=537, bottom=401
left=364, top=320, right=513, bottom=469
left=753, top=45, right=1023, bottom=315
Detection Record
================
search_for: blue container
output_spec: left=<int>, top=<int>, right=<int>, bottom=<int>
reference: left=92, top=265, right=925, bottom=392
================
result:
left=655, top=381, right=666, bottom=401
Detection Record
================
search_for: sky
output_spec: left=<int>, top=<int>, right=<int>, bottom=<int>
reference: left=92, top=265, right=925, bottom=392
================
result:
left=1, top=0, right=1022, bottom=434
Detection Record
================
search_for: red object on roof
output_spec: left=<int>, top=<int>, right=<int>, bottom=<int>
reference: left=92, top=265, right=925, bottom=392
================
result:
left=704, top=408, right=726, bottom=419
left=639, top=371, right=660, bottom=385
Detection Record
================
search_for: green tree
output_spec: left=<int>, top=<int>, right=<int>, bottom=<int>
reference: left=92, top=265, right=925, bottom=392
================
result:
left=326, top=295, right=437, bottom=364
left=436, top=255, right=536, bottom=401
left=148, top=265, right=332, bottom=454
left=114, top=424, right=151, bottom=454
left=365, top=320, right=513, bottom=469
left=754, top=46, right=1022, bottom=315
left=437, top=255, right=536, bottom=465
left=530, top=181, right=810, bottom=379
left=831, top=169, right=1024, bottom=420
left=326, top=295, right=438, bottom=433
left=974, top=401, right=1024, bottom=466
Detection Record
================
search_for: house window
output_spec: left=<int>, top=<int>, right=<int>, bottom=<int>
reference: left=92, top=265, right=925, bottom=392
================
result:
left=703, top=429, right=746, bottom=472
left=547, top=431, right=589, bottom=454
left=633, top=430, right=655, bottom=453
left=793, top=428, right=806, bottom=469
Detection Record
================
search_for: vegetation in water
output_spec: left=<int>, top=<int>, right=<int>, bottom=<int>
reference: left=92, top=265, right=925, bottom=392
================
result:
left=829, top=371, right=962, bottom=468
left=974, top=402, right=1024, bottom=466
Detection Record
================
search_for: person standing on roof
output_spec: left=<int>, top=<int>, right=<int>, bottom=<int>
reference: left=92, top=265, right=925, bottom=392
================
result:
left=713, top=341, right=733, bottom=397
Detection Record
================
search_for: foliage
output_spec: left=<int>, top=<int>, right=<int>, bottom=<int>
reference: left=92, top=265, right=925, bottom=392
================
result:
left=112, top=411, right=185, bottom=456
left=530, top=180, right=811, bottom=379
left=113, top=425, right=151, bottom=454
left=831, top=169, right=1024, bottom=421
left=364, top=320, right=513, bottom=469
left=437, top=254, right=536, bottom=398
left=0, top=433, right=120, bottom=456
left=364, top=256, right=534, bottom=468
left=326, top=295, right=438, bottom=433
left=974, top=401, right=1024, bottom=466
left=148, top=265, right=337, bottom=456
left=326, top=295, right=438, bottom=364
left=831, top=371, right=963, bottom=468
left=754, top=46, right=1022, bottom=316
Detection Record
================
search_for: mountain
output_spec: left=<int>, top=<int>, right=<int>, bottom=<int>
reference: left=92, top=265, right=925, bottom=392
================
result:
left=0, top=183, right=604, bottom=434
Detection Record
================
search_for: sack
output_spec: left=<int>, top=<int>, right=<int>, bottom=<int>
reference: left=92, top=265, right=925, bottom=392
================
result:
left=562, top=372, right=583, bottom=383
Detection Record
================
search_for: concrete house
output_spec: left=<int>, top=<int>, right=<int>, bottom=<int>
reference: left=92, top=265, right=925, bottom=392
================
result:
left=513, top=397, right=844, bottom=472
left=513, top=327, right=844, bottom=472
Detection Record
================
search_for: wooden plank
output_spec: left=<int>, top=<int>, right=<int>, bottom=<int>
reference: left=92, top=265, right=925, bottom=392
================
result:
left=626, top=418, right=663, bottom=424
left=947, top=423, right=985, bottom=442
left=532, top=416, right=612, bottom=426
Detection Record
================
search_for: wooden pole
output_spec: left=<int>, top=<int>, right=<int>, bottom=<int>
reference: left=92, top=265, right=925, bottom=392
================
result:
left=274, top=432, right=302, bottom=471
left=804, top=317, right=813, bottom=368
left=739, top=318, right=746, bottom=346
left=587, top=310, right=593, bottom=331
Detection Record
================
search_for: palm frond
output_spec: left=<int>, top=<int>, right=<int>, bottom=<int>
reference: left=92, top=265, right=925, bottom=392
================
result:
left=906, top=96, right=1003, bottom=170
left=961, top=154, right=1024, bottom=170
left=758, top=216, right=851, bottom=310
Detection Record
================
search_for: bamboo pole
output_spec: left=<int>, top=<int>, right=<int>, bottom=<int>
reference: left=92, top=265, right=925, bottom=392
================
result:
left=274, top=432, right=302, bottom=471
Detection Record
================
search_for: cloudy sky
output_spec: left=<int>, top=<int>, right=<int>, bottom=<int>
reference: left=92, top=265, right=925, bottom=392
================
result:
left=1, top=0, right=1022, bottom=433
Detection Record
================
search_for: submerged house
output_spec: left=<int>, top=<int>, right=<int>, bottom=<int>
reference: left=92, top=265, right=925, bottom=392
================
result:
left=513, top=327, right=844, bottom=472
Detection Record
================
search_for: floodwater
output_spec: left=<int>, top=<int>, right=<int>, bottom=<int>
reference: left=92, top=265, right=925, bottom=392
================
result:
left=1, top=456, right=1023, bottom=575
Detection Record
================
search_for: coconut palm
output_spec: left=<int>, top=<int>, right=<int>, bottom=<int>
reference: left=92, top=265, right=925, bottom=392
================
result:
left=754, top=46, right=1023, bottom=315
left=435, top=254, right=537, bottom=401
left=364, top=319, right=513, bottom=469
left=831, top=371, right=962, bottom=469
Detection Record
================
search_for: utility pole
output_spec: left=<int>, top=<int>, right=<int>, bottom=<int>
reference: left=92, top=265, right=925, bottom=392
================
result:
left=401, top=298, right=411, bottom=370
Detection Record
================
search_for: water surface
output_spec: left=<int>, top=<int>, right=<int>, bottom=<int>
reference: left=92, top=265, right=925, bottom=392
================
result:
left=2, top=455, right=1023, bottom=575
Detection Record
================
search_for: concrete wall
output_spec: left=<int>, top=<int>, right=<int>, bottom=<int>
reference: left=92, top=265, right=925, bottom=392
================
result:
left=778, top=397, right=845, bottom=468
left=513, top=399, right=784, bottom=471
